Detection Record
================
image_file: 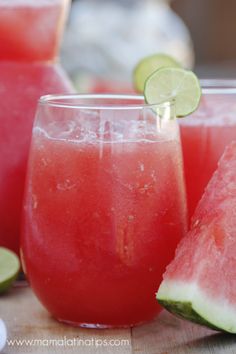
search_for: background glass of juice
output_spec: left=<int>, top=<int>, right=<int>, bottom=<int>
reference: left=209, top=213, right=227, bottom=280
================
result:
left=21, top=94, right=187, bottom=328
left=180, top=79, right=236, bottom=221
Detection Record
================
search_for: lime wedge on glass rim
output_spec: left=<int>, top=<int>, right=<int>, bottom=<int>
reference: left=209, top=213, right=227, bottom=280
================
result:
left=0, top=247, right=20, bottom=293
left=133, top=53, right=181, bottom=93
left=144, top=67, right=201, bottom=118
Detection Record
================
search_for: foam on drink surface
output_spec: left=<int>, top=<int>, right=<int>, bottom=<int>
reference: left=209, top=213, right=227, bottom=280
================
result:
left=34, top=114, right=179, bottom=145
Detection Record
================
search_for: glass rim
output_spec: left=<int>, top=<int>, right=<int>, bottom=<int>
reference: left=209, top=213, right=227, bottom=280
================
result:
left=0, top=0, right=69, bottom=6
left=39, top=94, right=175, bottom=111
left=200, top=79, right=236, bottom=94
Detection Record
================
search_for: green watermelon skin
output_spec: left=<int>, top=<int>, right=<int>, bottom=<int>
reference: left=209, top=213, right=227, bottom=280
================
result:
left=157, top=141, right=236, bottom=333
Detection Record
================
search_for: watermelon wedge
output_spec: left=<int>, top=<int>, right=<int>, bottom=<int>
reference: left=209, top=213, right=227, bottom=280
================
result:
left=157, top=141, right=236, bottom=333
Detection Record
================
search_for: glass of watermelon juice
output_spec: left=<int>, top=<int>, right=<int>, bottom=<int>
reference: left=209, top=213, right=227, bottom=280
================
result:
left=180, top=79, right=236, bottom=221
left=21, top=94, right=187, bottom=328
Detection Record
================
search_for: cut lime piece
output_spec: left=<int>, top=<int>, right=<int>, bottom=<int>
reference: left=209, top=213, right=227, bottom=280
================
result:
left=144, top=67, right=201, bottom=118
left=0, top=247, right=20, bottom=294
left=133, top=53, right=181, bottom=93
left=0, top=319, right=7, bottom=351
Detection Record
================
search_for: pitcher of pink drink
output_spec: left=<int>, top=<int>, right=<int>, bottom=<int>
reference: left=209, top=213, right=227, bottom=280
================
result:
left=0, top=0, right=74, bottom=255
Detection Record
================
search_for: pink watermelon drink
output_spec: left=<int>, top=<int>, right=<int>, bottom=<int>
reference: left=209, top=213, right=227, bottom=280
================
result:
left=0, top=63, right=73, bottom=254
left=89, top=79, right=135, bottom=94
left=157, top=141, right=236, bottom=333
left=0, top=0, right=70, bottom=62
left=180, top=80, right=236, bottom=219
left=0, top=0, right=74, bottom=255
left=21, top=95, right=187, bottom=327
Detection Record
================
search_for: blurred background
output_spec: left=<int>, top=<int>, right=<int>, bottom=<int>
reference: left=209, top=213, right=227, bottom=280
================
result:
left=61, top=0, right=236, bottom=93
left=172, top=0, right=236, bottom=78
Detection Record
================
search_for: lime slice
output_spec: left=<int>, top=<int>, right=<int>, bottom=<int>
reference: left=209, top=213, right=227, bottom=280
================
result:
left=144, top=67, right=201, bottom=117
left=0, top=319, right=7, bottom=351
left=133, top=54, right=181, bottom=93
left=0, top=247, right=20, bottom=293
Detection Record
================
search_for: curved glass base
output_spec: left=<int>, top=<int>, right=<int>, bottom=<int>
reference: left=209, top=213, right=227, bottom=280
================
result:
left=56, top=317, right=150, bottom=329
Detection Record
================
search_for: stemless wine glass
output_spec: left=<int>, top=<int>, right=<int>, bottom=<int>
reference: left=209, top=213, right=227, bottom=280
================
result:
left=180, top=79, right=236, bottom=220
left=21, top=94, right=187, bottom=328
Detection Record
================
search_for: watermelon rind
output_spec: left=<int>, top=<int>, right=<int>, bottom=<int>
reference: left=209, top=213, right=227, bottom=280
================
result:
left=157, top=280, right=236, bottom=333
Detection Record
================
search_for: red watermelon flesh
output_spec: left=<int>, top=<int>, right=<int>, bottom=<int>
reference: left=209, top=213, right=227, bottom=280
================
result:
left=157, top=141, right=236, bottom=333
